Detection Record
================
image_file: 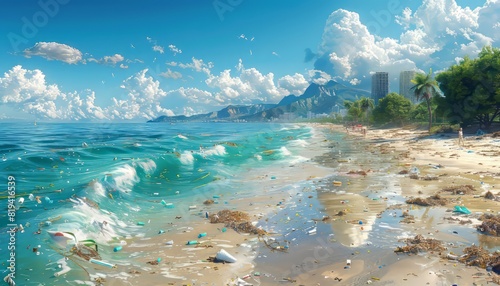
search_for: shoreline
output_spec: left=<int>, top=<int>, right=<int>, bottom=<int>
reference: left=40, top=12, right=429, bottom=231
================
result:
left=69, top=123, right=499, bottom=285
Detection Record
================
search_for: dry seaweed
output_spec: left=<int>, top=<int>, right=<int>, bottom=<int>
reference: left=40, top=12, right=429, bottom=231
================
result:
left=477, top=214, right=500, bottom=236
left=347, top=170, right=368, bottom=176
left=406, top=194, right=448, bottom=206
left=71, top=244, right=101, bottom=261
left=400, top=211, right=415, bottom=223
left=484, top=191, right=497, bottom=200
left=421, top=175, right=439, bottom=181
left=203, top=199, right=215, bottom=205
left=409, top=174, right=420, bottom=180
left=441, top=185, right=477, bottom=195
left=459, top=245, right=500, bottom=270
left=394, top=234, right=445, bottom=254
left=209, top=210, right=266, bottom=235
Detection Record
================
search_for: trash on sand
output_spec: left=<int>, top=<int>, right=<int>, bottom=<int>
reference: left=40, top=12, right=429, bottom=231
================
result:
left=198, top=232, right=207, bottom=238
left=89, top=258, right=116, bottom=268
left=446, top=253, right=458, bottom=260
left=454, top=205, right=471, bottom=215
left=441, top=185, right=477, bottom=195
left=189, top=205, right=197, bottom=210
left=186, top=240, right=199, bottom=245
left=307, top=227, right=317, bottom=234
left=394, top=234, right=445, bottom=254
left=204, top=199, right=215, bottom=205
left=235, top=278, right=252, bottom=285
left=165, top=240, right=174, bottom=245
left=333, top=181, right=342, bottom=186
left=215, top=249, right=237, bottom=263
left=406, top=195, right=448, bottom=206
left=346, top=259, right=351, bottom=265
left=158, top=230, right=165, bottom=234
left=477, top=214, right=500, bottom=236
left=137, top=222, right=145, bottom=226
left=209, top=210, right=266, bottom=235
left=113, top=246, right=122, bottom=252
left=459, top=245, right=500, bottom=270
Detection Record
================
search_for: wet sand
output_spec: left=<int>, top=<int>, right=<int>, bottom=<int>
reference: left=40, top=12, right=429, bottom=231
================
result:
left=80, top=124, right=499, bottom=285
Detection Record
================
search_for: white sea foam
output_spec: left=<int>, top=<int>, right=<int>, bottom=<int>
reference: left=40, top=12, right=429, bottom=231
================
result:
left=203, top=144, right=226, bottom=156
left=280, top=146, right=291, bottom=156
left=179, top=151, right=194, bottom=165
left=112, top=164, right=139, bottom=193
left=289, top=139, right=309, bottom=147
left=136, top=159, right=157, bottom=173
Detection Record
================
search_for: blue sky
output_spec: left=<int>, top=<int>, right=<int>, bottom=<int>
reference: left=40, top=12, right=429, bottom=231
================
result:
left=0, top=0, right=497, bottom=121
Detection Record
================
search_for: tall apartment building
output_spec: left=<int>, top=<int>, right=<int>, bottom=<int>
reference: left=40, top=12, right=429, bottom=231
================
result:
left=371, top=72, right=389, bottom=104
left=399, top=71, right=417, bottom=104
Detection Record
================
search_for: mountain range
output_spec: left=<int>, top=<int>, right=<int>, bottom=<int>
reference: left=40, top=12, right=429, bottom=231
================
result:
left=148, top=80, right=370, bottom=122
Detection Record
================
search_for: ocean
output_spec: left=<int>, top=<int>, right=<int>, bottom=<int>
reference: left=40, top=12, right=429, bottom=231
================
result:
left=0, top=122, right=325, bottom=284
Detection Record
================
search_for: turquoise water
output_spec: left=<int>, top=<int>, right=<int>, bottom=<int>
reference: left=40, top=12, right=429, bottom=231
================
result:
left=0, top=122, right=314, bottom=284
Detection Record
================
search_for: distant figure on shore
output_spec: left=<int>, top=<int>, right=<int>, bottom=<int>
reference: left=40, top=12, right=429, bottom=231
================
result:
left=458, top=128, right=464, bottom=146
left=362, top=127, right=366, bottom=137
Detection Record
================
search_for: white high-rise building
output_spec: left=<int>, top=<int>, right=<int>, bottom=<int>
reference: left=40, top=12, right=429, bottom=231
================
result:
left=399, top=71, right=418, bottom=104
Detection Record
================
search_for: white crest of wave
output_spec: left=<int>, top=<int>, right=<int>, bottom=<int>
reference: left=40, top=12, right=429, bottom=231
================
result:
left=55, top=204, right=127, bottom=244
left=280, top=146, right=291, bottom=156
left=204, top=145, right=226, bottom=156
left=91, top=181, right=106, bottom=197
left=112, top=164, right=139, bottom=192
left=136, top=159, right=156, bottom=173
left=179, top=151, right=194, bottom=165
left=254, top=154, right=262, bottom=161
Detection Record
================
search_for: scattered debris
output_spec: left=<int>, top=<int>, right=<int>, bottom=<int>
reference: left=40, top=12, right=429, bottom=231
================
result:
left=406, top=194, right=448, bottom=206
left=484, top=191, right=497, bottom=200
left=400, top=211, right=415, bottom=223
left=209, top=210, right=266, bottom=235
left=398, top=170, right=409, bottom=175
left=203, top=199, right=215, bottom=205
left=441, top=185, right=477, bottom=195
left=335, top=210, right=347, bottom=216
left=409, top=174, right=419, bottom=180
left=477, top=214, right=500, bottom=236
left=459, top=245, right=500, bottom=271
left=394, top=234, right=445, bottom=254
left=347, top=170, right=368, bottom=176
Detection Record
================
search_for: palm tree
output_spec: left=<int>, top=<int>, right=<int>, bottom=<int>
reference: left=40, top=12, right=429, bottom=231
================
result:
left=410, top=69, right=442, bottom=131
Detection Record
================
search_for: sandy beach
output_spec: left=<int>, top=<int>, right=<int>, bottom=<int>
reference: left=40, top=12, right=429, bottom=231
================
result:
left=85, top=123, right=499, bottom=286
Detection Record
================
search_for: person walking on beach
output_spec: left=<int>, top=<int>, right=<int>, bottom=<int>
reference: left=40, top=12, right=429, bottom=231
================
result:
left=458, top=127, right=464, bottom=146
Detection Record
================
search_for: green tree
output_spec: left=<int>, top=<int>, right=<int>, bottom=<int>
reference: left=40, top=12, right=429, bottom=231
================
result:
left=436, top=46, right=500, bottom=130
left=343, top=97, right=374, bottom=123
left=358, top=97, right=375, bottom=123
left=372, top=93, right=412, bottom=126
left=410, top=69, right=442, bottom=131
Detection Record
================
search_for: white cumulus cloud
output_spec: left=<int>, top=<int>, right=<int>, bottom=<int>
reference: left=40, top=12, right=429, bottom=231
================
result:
left=0, top=65, right=110, bottom=120
left=205, top=60, right=309, bottom=104
left=23, top=42, right=83, bottom=64
left=110, top=69, right=174, bottom=120
left=168, top=44, right=182, bottom=55
left=312, top=0, right=497, bottom=90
